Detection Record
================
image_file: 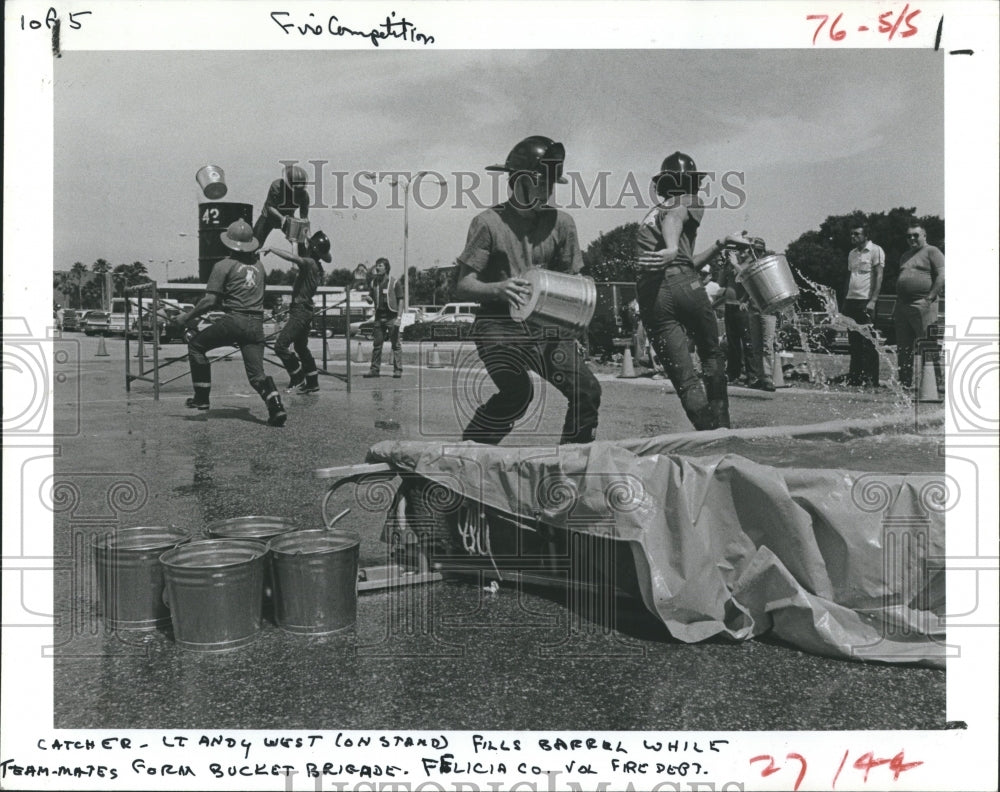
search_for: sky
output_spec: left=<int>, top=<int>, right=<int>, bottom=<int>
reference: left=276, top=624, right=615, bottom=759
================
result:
left=54, top=48, right=944, bottom=281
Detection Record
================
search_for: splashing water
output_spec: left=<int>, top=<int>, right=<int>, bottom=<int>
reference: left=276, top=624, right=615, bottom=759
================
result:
left=784, top=266, right=912, bottom=408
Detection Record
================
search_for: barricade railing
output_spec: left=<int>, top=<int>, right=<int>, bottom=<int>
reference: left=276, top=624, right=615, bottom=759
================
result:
left=124, top=281, right=359, bottom=399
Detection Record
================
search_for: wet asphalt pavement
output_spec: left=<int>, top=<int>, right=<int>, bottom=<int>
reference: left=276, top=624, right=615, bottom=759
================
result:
left=51, top=333, right=945, bottom=731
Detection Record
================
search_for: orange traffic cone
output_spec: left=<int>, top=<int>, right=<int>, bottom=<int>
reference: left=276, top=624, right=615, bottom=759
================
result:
left=428, top=343, right=444, bottom=369
left=617, top=347, right=637, bottom=378
left=353, top=341, right=367, bottom=364
left=917, top=354, right=943, bottom=402
left=95, top=336, right=110, bottom=357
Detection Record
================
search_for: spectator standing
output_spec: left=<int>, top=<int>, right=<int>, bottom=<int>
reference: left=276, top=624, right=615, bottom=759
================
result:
left=842, top=224, right=885, bottom=387
left=743, top=237, right=778, bottom=392
left=893, top=224, right=945, bottom=388
left=717, top=249, right=754, bottom=384
left=364, top=258, right=405, bottom=379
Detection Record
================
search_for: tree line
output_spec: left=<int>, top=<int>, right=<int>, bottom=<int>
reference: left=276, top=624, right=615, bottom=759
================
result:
left=57, top=207, right=942, bottom=311
left=53, top=259, right=151, bottom=310
left=579, top=206, right=944, bottom=309
left=55, top=257, right=461, bottom=311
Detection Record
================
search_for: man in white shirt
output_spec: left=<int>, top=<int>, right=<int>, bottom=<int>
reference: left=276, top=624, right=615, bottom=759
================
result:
left=841, top=224, right=884, bottom=387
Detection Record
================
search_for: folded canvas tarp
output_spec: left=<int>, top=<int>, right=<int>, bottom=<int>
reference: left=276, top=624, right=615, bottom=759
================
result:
left=366, top=421, right=946, bottom=669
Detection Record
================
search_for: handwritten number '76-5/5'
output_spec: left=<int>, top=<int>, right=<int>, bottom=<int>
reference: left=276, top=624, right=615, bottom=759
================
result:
left=807, top=9, right=920, bottom=44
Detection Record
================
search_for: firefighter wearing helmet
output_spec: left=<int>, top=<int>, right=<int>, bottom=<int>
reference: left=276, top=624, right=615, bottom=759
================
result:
left=634, top=151, right=752, bottom=430
left=453, top=135, right=602, bottom=445
left=252, top=163, right=311, bottom=251
left=261, top=229, right=332, bottom=395
left=172, top=219, right=288, bottom=427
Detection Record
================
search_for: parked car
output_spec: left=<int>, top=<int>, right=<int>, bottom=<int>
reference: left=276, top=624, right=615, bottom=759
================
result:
left=401, top=302, right=478, bottom=341
left=60, top=309, right=84, bottom=332
left=776, top=311, right=849, bottom=353
left=83, top=310, right=111, bottom=336
left=427, top=302, right=478, bottom=323
left=136, top=308, right=190, bottom=344
left=356, top=308, right=424, bottom=340
left=107, top=311, right=128, bottom=336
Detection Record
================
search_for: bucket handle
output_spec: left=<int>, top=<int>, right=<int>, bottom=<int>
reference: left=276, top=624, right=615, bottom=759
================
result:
left=325, top=507, right=351, bottom=532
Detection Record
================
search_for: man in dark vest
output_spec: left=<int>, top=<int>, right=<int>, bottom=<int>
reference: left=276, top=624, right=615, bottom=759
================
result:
left=363, top=257, right=405, bottom=378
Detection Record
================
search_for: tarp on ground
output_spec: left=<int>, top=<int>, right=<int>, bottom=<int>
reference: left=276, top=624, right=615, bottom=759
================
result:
left=366, top=423, right=947, bottom=668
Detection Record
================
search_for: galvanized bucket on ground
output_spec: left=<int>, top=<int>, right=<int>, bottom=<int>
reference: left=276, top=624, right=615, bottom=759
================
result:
left=736, top=253, right=800, bottom=314
left=92, top=526, right=191, bottom=630
left=509, top=268, right=596, bottom=331
left=285, top=217, right=311, bottom=244
left=160, top=539, right=267, bottom=652
left=268, top=530, right=361, bottom=634
left=195, top=165, right=228, bottom=200
left=204, top=515, right=300, bottom=543
left=205, top=515, right=299, bottom=601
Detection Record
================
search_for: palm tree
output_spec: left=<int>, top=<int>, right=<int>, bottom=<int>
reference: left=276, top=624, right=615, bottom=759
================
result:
left=92, top=258, right=111, bottom=309
left=53, top=271, right=74, bottom=306
left=69, top=262, right=89, bottom=308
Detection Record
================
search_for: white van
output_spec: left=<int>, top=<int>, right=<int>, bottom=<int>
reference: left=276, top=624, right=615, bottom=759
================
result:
left=427, top=302, right=479, bottom=323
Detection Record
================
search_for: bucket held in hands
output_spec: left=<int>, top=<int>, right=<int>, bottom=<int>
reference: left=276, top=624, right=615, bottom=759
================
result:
left=736, top=253, right=799, bottom=314
left=509, top=268, right=597, bottom=332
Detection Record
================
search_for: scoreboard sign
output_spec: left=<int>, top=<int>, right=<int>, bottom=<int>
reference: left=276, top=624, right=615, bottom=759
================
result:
left=198, top=202, right=253, bottom=282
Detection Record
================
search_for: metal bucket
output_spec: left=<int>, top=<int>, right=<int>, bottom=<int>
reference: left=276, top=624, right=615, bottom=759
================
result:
left=204, top=515, right=300, bottom=543
left=204, top=515, right=299, bottom=601
left=736, top=254, right=800, bottom=314
left=195, top=165, right=228, bottom=200
left=509, top=268, right=597, bottom=331
left=268, top=530, right=361, bottom=634
left=160, top=539, right=267, bottom=652
left=285, top=216, right=311, bottom=244
left=92, top=526, right=191, bottom=630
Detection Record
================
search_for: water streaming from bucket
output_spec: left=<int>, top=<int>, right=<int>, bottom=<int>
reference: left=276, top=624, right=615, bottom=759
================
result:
left=783, top=266, right=912, bottom=410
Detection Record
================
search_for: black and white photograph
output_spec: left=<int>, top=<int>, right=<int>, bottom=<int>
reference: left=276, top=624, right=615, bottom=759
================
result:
left=3, top=2, right=998, bottom=790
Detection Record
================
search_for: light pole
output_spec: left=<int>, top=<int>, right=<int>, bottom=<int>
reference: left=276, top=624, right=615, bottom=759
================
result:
left=363, top=170, right=446, bottom=312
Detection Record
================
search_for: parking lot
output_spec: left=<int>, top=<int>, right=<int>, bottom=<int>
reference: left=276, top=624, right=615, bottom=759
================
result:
left=45, top=329, right=948, bottom=736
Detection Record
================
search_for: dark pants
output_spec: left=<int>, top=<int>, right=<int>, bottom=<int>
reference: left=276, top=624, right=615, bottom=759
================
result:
left=841, top=299, right=880, bottom=386
left=274, top=303, right=317, bottom=377
left=462, top=317, right=602, bottom=445
left=252, top=212, right=286, bottom=249
left=637, top=266, right=729, bottom=430
left=894, top=299, right=939, bottom=388
left=370, top=316, right=402, bottom=374
left=723, top=304, right=753, bottom=381
left=187, top=313, right=271, bottom=399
